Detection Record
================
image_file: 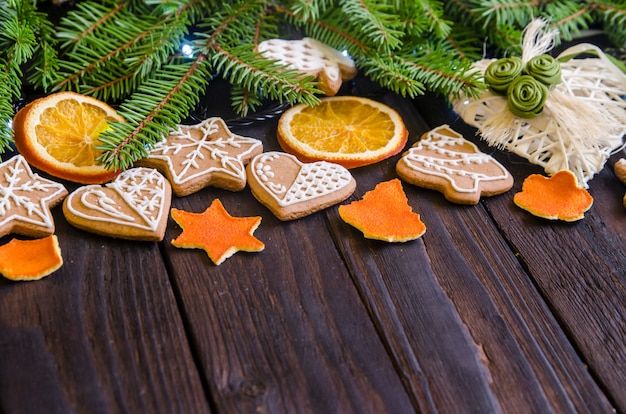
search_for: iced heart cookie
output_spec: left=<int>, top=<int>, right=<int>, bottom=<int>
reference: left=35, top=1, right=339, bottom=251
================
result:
left=257, top=37, right=357, bottom=96
left=63, top=167, right=172, bottom=241
left=136, top=117, right=262, bottom=196
left=247, top=152, right=356, bottom=220
left=0, top=155, right=67, bottom=238
left=396, top=125, right=513, bottom=204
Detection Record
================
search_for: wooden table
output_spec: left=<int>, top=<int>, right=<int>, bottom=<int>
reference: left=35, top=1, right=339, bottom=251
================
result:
left=1, top=42, right=625, bottom=413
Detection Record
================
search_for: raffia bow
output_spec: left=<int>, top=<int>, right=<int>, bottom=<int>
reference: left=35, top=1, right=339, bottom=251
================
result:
left=452, top=19, right=626, bottom=187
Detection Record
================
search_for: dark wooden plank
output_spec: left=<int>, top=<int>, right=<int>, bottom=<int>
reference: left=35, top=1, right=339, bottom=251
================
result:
left=413, top=91, right=626, bottom=411
left=0, top=206, right=210, bottom=414
left=162, top=186, right=416, bottom=413
left=483, top=157, right=626, bottom=411
left=324, top=92, right=615, bottom=412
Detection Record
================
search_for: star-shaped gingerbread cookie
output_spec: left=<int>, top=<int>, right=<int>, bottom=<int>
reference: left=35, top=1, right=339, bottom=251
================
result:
left=136, top=117, right=263, bottom=196
left=0, top=155, right=68, bottom=238
left=171, top=199, right=264, bottom=265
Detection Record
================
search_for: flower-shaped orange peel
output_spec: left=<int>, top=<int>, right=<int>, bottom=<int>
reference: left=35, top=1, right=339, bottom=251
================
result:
left=171, top=199, right=264, bottom=265
left=338, top=179, right=426, bottom=242
left=513, top=170, right=593, bottom=221
left=0, top=235, right=63, bottom=281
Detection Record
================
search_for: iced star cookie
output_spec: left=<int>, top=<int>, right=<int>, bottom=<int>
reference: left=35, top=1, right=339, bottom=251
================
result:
left=63, top=167, right=171, bottom=241
left=0, top=155, right=68, bottom=238
left=136, top=117, right=263, bottom=196
left=247, top=152, right=356, bottom=220
left=396, top=125, right=513, bottom=204
left=257, top=37, right=357, bottom=96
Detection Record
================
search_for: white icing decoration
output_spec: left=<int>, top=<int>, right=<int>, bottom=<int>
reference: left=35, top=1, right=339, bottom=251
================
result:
left=257, top=37, right=355, bottom=83
left=147, top=118, right=261, bottom=184
left=0, top=155, right=66, bottom=230
left=401, top=125, right=511, bottom=193
left=251, top=152, right=353, bottom=207
left=66, top=168, right=167, bottom=231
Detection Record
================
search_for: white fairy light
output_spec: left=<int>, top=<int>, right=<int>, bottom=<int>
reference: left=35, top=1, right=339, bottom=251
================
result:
left=181, top=44, right=193, bottom=57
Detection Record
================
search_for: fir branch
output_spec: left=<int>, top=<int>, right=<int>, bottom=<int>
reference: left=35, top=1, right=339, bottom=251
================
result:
left=0, top=0, right=60, bottom=152
left=278, top=6, right=372, bottom=56
left=397, top=49, right=484, bottom=99
left=545, top=2, right=592, bottom=42
left=591, top=1, right=626, bottom=47
left=288, top=0, right=335, bottom=21
left=359, top=57, right=426, bottom=98
left=230, top=85, right=264, bottom=116
left=97, top=56, right=212, bottom=171
left=208, top=44, right=321, bottom=106
left=0, top=74, right=14, bottom=152
left=338, top=0, right=405, bottom=51
left=415, top=0, right=453, bottom=39
left=54, top=1, right=159, bottom=92
left=473, top=0, right=538, bottom=28
left=145, top=0, right=210, bottom=24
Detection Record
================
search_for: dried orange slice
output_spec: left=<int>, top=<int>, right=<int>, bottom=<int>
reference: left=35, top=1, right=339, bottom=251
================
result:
left=338, top=179, right=426, bottom=242
left=13, top=91, right=124, bottom=184
left=513, top=170, right=593, bottom=221
left=277, top=96, right=408, bottom=169
left=0, top=235, right=63, bottom=281
left=171, top=199, right=265, bottom=265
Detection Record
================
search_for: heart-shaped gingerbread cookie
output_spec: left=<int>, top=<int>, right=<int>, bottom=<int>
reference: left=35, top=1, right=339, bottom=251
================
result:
left=247, top=152, right=356, bottom=220
left=63, top=168, right=172, bottom=241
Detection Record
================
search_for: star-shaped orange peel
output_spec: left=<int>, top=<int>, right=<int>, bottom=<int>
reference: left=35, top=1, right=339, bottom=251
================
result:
left=171, top=199, right=264, bottom=265
left=513, top=170, right=593, bottom=221
left=0, top=235, right=63, bottom=281
left=338, top=179, right=426, bottom=242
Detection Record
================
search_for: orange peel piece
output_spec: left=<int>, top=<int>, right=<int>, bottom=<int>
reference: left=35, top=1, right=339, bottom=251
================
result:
left=513, top=170, right=593, bottom=221
left=0, top=235, right=63, bottom=281
left=338, top=178, right=426, bottom=242
left=171, top=199, right=264, bottom=265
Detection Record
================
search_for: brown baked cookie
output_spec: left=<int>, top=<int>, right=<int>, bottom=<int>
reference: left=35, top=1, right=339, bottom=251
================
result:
left=396, top=125, right=513, bottom=205
left=257, top=37, right=357, bottom=96
left=246, top=151, right=356, bottom=221
left=63, top=167, right=171, bottom=241
left=136, top=117, right=262, bottom=196
left=0, top=155, right=67, bottom=238
left=614, top=158, right=626, bottom=207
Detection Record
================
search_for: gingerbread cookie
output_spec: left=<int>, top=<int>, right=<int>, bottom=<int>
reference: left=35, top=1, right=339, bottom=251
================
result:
left=257, top=37, right=357, bottom=96
left=614, top=158, right=626, bottom=207
left=0, top=155, right=67, bottom=238
left=63, top=167, right=171, bottom=241
left=247, top=151, right=356, bottom=220
left=396, top=125, right=513, bottom=204
left=136, top=118, right=263, bottom=196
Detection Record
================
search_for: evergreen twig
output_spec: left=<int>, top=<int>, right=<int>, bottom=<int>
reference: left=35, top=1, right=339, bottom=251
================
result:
left=0, top=0, right=622, bottom=168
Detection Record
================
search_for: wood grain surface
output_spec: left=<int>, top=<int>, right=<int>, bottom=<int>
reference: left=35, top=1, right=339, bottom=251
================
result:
left=0, top=47, right=625, bottom=414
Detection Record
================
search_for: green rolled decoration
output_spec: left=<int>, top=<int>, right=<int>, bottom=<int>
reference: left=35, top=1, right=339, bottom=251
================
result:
left=484, top=57, right=524, bottom=94
left=507, top=75, right=548, bottom=119
left=525, top=54, right=562, bottom=87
